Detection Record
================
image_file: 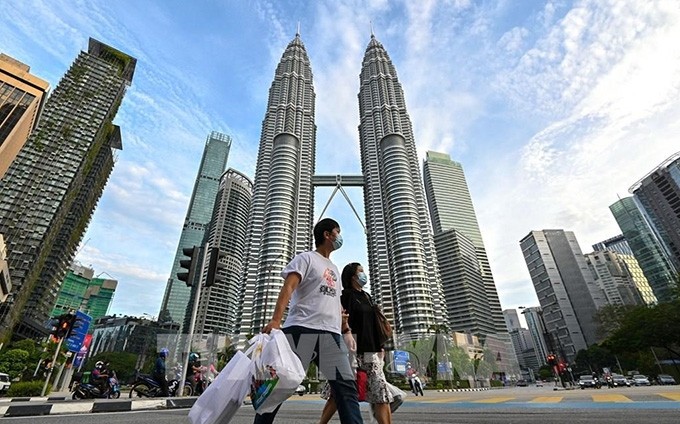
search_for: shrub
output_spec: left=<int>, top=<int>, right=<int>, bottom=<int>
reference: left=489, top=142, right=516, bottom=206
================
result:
left=490, top=379, right=504, bottom=387
left=7, top=381, right=49, bottom=397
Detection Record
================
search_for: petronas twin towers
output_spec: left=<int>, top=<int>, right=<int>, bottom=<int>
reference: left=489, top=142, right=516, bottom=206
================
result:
left=237, top=33, right=447, bottom=341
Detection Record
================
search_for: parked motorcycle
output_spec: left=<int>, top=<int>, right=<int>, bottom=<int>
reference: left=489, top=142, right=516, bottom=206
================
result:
left=72, top=371, right=121, bottom=399
left=128, top=372, right=193, bottom=398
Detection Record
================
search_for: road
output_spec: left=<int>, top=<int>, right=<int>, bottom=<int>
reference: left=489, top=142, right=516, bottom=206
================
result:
left=2, top=385, right=679, bottom=423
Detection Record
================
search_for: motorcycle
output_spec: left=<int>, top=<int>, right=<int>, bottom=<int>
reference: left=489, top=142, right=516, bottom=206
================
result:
left=72, top=371, right=121, bottom=399
left=128, top=372, right=193, bottom=398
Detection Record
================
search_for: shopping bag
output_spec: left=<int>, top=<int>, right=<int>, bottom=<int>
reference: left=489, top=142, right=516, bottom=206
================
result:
left=386, top=382, right=407, bottom=412
left=249, top=329, right=306, bottom=414
left=188, top=351, right=252, bottom=424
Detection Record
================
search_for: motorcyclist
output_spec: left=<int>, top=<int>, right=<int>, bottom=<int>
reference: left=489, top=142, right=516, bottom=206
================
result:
left=153, top=348, right=169, bottom=397
left=91, top=361, right=110, bottom=396
left=189, top=352, right=205, bottom=395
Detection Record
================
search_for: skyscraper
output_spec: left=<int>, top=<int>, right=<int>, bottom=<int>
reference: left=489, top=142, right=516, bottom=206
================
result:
left=357, top=35, right=446, bottom=340
left=423, top=151, right=506, bottom=335
left=592, top=234, right=633, bottom=256
left=238, top=33, right=317, bottom=336
left=610, top=196, right=677, bottom=302
left=584, top=251, right=645, bottom=306
left=630, top=152, right=680, bottom=271
left=0, top=38, right=136, bottom=340
left=0, top=53, right=49, bottom=179
left=195, top=168, right=252, bottom=336
left=519, top=230, right=607, bottom=363
left=159, top=132, right=231, bottom=330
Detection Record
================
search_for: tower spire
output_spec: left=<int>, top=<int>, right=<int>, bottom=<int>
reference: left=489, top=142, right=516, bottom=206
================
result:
left=296, top=21, right=300, bottom=37
left=370, top=20, right=374, bottom=38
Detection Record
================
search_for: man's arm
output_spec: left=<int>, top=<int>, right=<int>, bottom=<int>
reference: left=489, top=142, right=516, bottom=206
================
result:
left=262, top=272, right=301, bottom=333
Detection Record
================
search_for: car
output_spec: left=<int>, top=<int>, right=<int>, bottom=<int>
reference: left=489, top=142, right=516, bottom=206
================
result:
left=0, top=373, right=10, bottom=394
left=611, top=374, right=630, bottom=387
left=535, top=380, right=544, bottom=387
left=578, top=375, right=601, bottom=389
left=631, top=374, right=651, bottom=386
left=294, top=384, right=307, bottom=396
left=515, top=379, right=528, bottom=387
left=656, top=374, right=677, bottom=385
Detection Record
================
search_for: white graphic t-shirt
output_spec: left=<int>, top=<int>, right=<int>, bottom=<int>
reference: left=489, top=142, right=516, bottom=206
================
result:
left=281, top=251, right=342, bottom=333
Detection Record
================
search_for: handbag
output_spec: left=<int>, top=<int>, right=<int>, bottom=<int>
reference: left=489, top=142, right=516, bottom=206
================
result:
left=366, top=294, right=392, bottom=346
left=188, top=351, right=253, bottom=424
left=356, top=368, right=368, bottom=402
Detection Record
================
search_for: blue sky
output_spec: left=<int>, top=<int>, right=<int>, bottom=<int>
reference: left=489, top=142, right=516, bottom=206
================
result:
left=1, top=0, right=678, bottom=320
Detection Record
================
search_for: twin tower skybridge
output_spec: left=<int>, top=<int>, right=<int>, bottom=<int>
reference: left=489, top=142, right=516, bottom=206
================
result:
left=312, top=174, right=367, bottom=233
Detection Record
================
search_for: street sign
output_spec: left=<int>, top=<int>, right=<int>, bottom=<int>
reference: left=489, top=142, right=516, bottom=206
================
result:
left=65, top=310, right=92, bottom=352
left=393, top=350, right=410, bottom=374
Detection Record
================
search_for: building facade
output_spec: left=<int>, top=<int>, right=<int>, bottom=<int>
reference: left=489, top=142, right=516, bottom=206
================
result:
left=159, top=131, right=231, bottom=330
left=0, top=53, right=49, bottom=179
left=194, top=168, right=252, bottom=336
left=592, top=234, right=633, bottom=256
left=0, top=39, right=135, bottom=341
left=423, top=151, right=507, bottom=336
left=630, top=152, right=680, bottom=271
left=584, top=251, right=645, bottom=307
left=237, top=33, right=317, bottom=336
left=519, top=230, right=607, bottom=363
left=90, top=315, right=179, bottom=370
left=0, top=235, right=10, bottom=303
left=519, top=307, right=549, bottom=368
left=610, top=196, right=677, bottom=302
left=357, top=36, right=446, bottom=340
left=51, top=262, right=117, bottom=321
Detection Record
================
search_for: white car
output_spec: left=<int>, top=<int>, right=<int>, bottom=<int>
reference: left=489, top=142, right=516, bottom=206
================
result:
left=631, top=374, right=651, bottom=386
left=0, top=373, right=10, bottom=394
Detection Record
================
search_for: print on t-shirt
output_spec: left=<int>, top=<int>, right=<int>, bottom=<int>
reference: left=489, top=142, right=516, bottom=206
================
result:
left=318, top=267, right=338, bottom=297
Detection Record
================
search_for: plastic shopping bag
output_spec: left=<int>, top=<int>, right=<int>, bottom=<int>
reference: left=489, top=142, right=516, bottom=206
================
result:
left=386, top=381, right=407, bottom=412
left=249, top=329, right=306, bottom=414
left=188, top=351, right=252, bottom=424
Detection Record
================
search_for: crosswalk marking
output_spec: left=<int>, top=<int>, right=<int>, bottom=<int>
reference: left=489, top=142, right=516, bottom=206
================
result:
left=529, top=396, right=563, bottom=403
left=659, top=393, right=680, bottom=401
left=472, top=397, right=515, bottom=403
left=420, top=396, right=470, bottom=403
left=592, top=394, right=632, bottom=402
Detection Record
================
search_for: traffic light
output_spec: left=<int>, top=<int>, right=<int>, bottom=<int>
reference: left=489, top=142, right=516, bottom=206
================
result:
left=177, top=246, right=200, bottom=287
left=205, top=248, right=227, bottom=287
left=50, top=313, right=76, bottom=339
left=547, top=354, right=557, bottom=366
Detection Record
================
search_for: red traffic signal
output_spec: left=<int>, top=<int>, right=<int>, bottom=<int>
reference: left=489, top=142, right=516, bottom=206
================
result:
left=51, top=313, right=76, bottom=339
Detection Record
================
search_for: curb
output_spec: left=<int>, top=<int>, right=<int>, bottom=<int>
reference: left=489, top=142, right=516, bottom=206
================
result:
left=436, top=388, right=490, bottom=392
left=0, top=398, right=198, bottom=417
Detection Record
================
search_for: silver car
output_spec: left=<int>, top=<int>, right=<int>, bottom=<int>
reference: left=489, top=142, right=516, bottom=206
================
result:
left=631, top=374, right=651, bottom=386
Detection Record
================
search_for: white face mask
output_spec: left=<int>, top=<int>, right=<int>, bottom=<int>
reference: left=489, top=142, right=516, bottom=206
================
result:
left=332, top=233, right=343, bottom=250
left=357, top=272, right=368, bottom=286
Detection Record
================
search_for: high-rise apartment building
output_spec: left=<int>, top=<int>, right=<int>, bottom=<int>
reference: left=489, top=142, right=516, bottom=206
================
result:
left=0, top=39, right=136, bottom=340
left=159, top=132, right=231, bottom=330
left=592, top=234, right=633, bottom=255
left=423, top=151, right=506, bottom=335
left=0, top=53, right=49, bottom=179
left=584, top=251, right=645, bottom=306
left=357, top=36, right=446, bottom=340
left=503, top=309, right=522, bottom=331
left=610, top=197, right=677, bottom=302
left=0, top=235, right=10, bottom=303
left=194, top=168, right=252, bottom=336
left=237, top=33, right=317, bottom=336
left=630, top=152, right=680, bottom=271
left=520, top=230, right=607, bottom=363
left=520, top=307, right=549, bottom=367
left=52, top=262, right=117, bottom=321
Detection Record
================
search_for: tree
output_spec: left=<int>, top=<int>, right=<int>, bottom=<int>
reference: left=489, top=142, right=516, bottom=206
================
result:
left=0, top=349, right=30, bottom=379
